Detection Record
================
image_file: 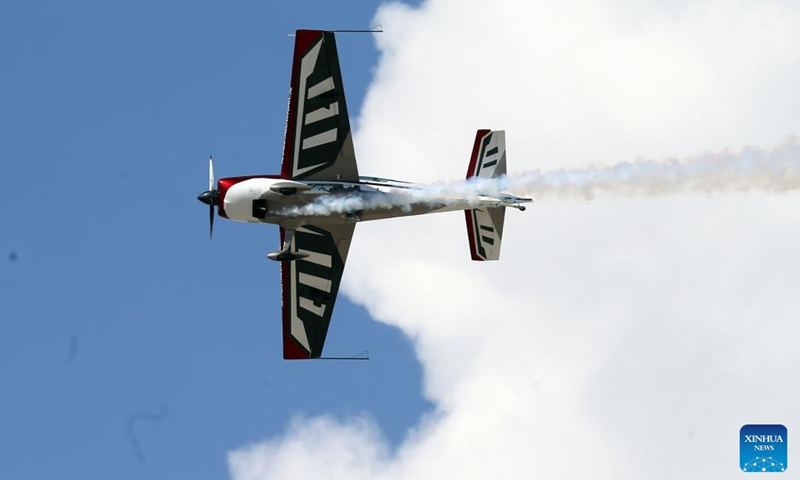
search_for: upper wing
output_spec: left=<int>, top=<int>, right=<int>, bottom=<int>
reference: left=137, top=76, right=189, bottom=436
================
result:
left=281, top=30, right=359, bottom=182
left=280, top=223, right=355, bottom=359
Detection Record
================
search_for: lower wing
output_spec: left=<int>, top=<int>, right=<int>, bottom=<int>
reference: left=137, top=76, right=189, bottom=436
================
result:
left=280, top=223, right=355, bottom=359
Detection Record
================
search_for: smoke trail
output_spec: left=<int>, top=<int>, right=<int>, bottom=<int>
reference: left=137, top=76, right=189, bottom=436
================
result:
left=278, top=182, right=498, bottom=216
left=507, top=136, right=800, bottom=201
left=280, top=137, right=800, bottom=216
left=280, top=191, right=423, bottom=216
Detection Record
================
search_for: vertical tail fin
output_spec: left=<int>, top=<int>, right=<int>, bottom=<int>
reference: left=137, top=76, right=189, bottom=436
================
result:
left=465, top=130, right=506, bottom=261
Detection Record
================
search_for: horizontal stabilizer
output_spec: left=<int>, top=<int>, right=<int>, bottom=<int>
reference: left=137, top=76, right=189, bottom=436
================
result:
left=465, top=129, right=507, bottom=261
left=465, top=206, right=505, bottom=261
left=466, top=130, right=506, bottom=179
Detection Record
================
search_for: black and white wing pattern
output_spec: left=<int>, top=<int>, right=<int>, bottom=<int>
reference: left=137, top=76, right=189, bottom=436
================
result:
left=280, top=30, right=359, bottom=182
left=280, top=224, right=355, bottom=359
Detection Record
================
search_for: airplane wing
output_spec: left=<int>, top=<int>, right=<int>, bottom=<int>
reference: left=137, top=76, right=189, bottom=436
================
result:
left=280, top=223, right=355, bottom=359
left=281, top=30, right=359, bottom=182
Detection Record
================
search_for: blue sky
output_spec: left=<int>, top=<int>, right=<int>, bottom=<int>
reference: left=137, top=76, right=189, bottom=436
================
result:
left=0, top=1, right=428, bottom=479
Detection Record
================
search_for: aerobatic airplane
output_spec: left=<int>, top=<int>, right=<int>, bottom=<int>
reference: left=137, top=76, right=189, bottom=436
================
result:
left=197, top=30, right=531, bottom=359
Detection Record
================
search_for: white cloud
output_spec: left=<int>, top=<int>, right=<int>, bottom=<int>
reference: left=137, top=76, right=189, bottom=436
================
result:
left=230, top=1, right=800, bottom=478
left=228, top=416, right=389, bottom=480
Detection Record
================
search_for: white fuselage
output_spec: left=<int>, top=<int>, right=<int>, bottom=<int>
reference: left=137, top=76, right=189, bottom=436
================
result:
left=221, top=176, right=511, bottom=229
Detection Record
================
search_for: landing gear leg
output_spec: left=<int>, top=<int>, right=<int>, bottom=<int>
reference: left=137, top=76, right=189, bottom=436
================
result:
left=281, top=229, right=295, bottom=252
left=267, top=229, right=309, bottom=262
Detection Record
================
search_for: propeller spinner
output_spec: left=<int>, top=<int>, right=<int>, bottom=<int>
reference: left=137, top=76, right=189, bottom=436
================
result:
left=197, top=156, right=218, bottom=240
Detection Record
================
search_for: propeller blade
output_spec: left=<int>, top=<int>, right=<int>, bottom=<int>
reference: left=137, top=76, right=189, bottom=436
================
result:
left=208, top=155, right=214, bottom=191
left=202, top=155, right=217, bottom=241
left=209, top=204, right=215, bottom=240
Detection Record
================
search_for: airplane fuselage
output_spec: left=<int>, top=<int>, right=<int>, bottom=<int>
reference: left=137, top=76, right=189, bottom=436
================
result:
left=218, top=175, right=523, bottom=229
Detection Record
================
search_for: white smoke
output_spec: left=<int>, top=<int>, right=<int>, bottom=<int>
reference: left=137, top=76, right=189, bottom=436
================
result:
left=280, top=136, right=800, bottom=216
left=277, top=192, right=419, bottom=216
left=276, top=182, right=498, bottom=216
left=508, top=135, right=800, bottom=200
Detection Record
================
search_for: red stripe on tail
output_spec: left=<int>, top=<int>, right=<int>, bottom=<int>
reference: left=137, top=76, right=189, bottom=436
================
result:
left=464, top=209, right=484, bottom=261
left=466, top=129, right=491, bottom=179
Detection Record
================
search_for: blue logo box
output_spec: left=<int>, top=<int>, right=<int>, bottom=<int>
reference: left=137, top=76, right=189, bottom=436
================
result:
left=741, top=424, right=787, bottom=472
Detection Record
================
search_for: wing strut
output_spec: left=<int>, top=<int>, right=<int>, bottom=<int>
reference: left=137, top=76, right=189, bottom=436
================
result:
left=282, top=229, right=294, bottom=252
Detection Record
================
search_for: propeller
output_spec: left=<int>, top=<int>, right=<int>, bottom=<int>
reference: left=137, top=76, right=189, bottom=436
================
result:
left=197, top=155, right=218, bottom=240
